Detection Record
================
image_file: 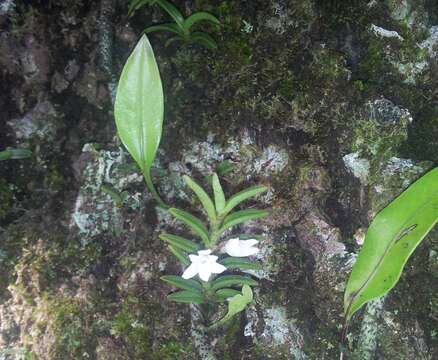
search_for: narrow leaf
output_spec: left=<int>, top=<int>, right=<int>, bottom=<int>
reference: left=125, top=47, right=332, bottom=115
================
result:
left=144, top=23, right=181, bottom=35
left=211, top=275, right=258, bottom=291
left=219, top=209, right=269, bottom=234
left=161, top=275, right=202, bottom=292
left=169, top=208, right=210, bottom=244
left=128, top=0, right=152, bottom=17
left=114, top=35, right=166, bottom=206
left=168, top=245, right=189, bottom=266
left=165, top=35, right=183, bottom=47
left=159, top=233, right=200, bottom=253
left=216, top=160, right=234, bottom=176
left=210, top=285, right=253, bottom=327
left=184, top=12, right=220, bottom=32
left=168, top=290, right=204, bottom=304
left=155, top=0, right=185, bottom=30
left=101, top=184, right=123, bottom=205
left=220, top=257, right=262, bottom=270
left=0, top=149, right=32, bottom=161
left=223, top=185, right=268, bottom=214
left=212, top=173, right=226, bottom=214
left=214, top=288, right=241, bottom=302
left=190, top=32, right=217, bottom=50
left=183, top=175, right=217, bottom=223
left=344, top=167, right=438, bottom=321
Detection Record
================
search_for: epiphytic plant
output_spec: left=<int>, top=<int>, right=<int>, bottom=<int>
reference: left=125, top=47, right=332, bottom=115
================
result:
left=161, top=173, right=268, bottom=327
left=0, top=148, right=32, bottom=161
left=344, top=167, right=438, bottom=326
left=128, top=0, right=220, bottom=49
left=114, top=35, right=167, bottom=208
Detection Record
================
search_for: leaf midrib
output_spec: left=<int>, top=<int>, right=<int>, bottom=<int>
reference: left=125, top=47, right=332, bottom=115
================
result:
left=346, top=191, right=438, bottom=316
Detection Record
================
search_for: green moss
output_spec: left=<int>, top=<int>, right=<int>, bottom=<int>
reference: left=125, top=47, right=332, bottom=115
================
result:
left=111, top=308, right=152, bottom=358
left=153, top=340, right=194, bottom=359
left=52, top=297, right=97, bottom=359
left=43, top=164, right=65, bottom=193
left=0, top=178, right=13, bottom=220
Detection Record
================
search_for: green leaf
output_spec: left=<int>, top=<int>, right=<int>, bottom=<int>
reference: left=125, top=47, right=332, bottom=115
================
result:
left=183, top=175, right=217, bottom=223
left=211, top=275, right=258, bottom=291
left=128, top=0, right=152, bottom=17
left=212, top=173, right=226, bottom=214
left=214, top=288, right=241, bottom=302
left=155, top=0, right=185, bottom=30
left=223, top=185, right=268, bottom=214
left=114, top=35, right=166, bottom=207
left=183, top=12, right=220, bottom=32
left=167, top=290, right=204, bottom=304
left=169, top=208, right=210, bottom=245
left=161, top=275, right=202, bottom=292
left=216, top=160, right=234, bottom=176
left=0, top=149, right=32, bottom=161
left=219, top=209, right=269, bottom=233
left=168, top=245, right=189, bottom=266
left=220, top=257, right=262, bottom=270
left=144, top=23, right=181, bottom=35
left=211, top=285, right=253, bottom=327
left=165, top=35, right=183, bottom=47
left=189, top=32, right=217, bottom=49
left=344, top=167, right=438, bottom=321
left=101, top=184, right=124, bottom=205
left=159, top=233, right=200, bottom=253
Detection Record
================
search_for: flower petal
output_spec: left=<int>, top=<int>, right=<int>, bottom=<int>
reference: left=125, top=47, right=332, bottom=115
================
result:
left=198, top=265, right=212, bottom=282
left=198, top=249, right=212, bottom=256
left=189, top=254, right=199, bottom=262
left=182, top=263, right=198, bottom=279
left=244, top=239, right=259, bottom=247
left=210, top=262, right=227, bottom=274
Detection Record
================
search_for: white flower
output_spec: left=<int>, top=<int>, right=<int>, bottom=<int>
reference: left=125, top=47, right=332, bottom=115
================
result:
left=182, top=249, right=226, bottom=282
left=225, top=238, right=259, bottom=257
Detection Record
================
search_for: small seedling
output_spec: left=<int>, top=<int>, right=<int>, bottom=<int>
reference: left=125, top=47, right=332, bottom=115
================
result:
left=129, top=0, right=220, bottom=49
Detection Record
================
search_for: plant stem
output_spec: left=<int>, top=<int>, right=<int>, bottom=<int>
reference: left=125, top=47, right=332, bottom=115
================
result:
left=144, top=169, right=168, bottom=209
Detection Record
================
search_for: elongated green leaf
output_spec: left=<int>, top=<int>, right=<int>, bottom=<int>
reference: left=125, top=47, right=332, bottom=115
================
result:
left=219, top=209, right=269, bottom=234
left=155, top=0, right=185, bottom=30
left=168, top=245, right=189, bottom=266
left=212, top=173, right=226, bottom=214
left=183, top=175, right=217, bottom=223
left=165, top=35, right=183, bottom=47
left=210, top=285, right=253, bottom=327
left=344, top=167, right=438, bottom=321
left=184, top=12, right=220, bottom=32
left=211, top=275, right=258, bottom=291
left=220, top=257, right=262, bottom=271
left=0, top=149, right=32, bottom=161
left=223, top=185, right=268, bottom=214
left=128, top=0, right=152, bottom=17
left=161, top=275, right=202, bottom=292
left=190, top=32, right=217, bottom=49
left=159, top=233, right=200, bottom=253
left=114, top=35, right=166, bottom=207
left=144, top=23, right=181, bottom=35
left=169, top=208, right=210, bottom=244
left=101, top=184, right=124, bottom=205
left=214, top=288, right=241, bottom=302
left=216, top=160, right=234, bottom=176
left=168, top=290, right=204, bottom=304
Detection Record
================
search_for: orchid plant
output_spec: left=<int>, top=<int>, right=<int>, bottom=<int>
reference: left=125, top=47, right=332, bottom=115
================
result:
left=128, top=0, right=220, bottom=49
left=160, top=173, right=268, bottom=327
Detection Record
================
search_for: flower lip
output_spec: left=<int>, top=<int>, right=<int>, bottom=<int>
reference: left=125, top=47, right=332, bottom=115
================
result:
left=182, top=249, right=226, bottom=282
left=224, top=237, right=259, bottom=257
